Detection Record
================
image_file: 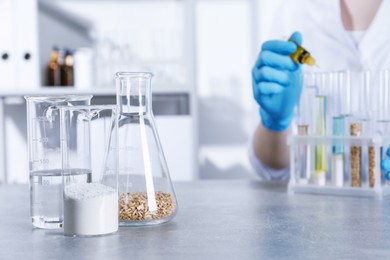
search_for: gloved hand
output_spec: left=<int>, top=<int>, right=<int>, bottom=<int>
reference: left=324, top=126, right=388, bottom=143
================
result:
left=381, top=148, right=390, bottom=180
left=252, top=32, right=303, bottom=131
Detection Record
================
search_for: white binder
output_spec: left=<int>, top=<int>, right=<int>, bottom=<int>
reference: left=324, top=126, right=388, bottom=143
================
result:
left=12, top=0, right=40, bottom=89
left=0, top=0, right=16, bottom=89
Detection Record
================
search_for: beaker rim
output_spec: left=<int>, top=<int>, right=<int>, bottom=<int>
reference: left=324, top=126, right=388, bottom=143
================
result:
left=24, top=94, right=93, bottom=101
left=115, top=72, right=153, bottom=79
left=59, top=104, right=116, bottom=111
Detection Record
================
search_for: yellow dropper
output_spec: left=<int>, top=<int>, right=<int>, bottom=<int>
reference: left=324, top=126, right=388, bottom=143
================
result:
left=289, top=39, right=320, bottom=68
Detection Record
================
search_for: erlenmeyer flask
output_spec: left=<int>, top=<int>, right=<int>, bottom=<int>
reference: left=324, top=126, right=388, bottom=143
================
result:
left=116, top=72, right=177, bottom=226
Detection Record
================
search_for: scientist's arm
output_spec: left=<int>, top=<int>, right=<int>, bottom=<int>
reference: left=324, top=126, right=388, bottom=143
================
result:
left=251, top=32, right=303, bottom=170
left=252, top=123, right=290, bottom=169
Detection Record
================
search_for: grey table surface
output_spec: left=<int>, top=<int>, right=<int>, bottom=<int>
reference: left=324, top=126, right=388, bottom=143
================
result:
left=1, top=180, right=390, bottom=260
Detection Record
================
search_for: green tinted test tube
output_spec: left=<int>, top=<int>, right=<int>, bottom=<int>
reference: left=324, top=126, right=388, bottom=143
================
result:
left=315, top=96, right=327, bottom=184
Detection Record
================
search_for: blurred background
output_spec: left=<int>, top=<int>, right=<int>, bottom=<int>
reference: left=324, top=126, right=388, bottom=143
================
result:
left=0, top=0, right=279, bottom=183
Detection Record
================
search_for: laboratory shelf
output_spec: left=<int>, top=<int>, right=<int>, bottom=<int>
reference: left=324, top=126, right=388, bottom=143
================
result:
left=0, top=84, right=192, bottom=97
left=0, top=84, right=194, bottom=184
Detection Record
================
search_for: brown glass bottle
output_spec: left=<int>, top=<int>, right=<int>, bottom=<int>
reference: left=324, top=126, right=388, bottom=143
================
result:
left=61, top=50, right=74, bottom=87
left=47, top=47, right=61, bottom=86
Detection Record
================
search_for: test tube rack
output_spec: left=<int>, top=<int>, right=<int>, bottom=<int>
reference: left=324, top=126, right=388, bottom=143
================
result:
left=288, top=135, right=390, bottom=199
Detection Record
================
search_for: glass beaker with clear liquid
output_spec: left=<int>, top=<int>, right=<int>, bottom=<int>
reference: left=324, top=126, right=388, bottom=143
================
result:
left=116, top=72, right=178, bottom=226
left=60, top=105, right=118, bottom=236
left=25, top=95, right=92, bottom=229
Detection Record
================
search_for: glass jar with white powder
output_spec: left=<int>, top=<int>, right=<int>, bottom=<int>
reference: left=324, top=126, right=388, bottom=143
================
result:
left=60, top=105, right=118, bottom=236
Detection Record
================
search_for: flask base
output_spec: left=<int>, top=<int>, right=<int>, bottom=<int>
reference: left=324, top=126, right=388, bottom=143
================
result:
left=119, top=216, right=173, bottom=227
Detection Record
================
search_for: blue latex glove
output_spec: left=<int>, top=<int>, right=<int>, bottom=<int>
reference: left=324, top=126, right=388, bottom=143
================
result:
left=381, top=148, right=390, bottom=180
left=252, top=32, right=303, bottom=131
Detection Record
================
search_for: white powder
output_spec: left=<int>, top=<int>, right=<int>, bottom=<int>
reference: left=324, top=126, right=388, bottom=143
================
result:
left=64, top=183, right=118, bottom=236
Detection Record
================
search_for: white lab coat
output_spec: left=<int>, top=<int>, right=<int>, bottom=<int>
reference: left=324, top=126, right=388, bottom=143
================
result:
left=251, top=0, right=390, bottom=180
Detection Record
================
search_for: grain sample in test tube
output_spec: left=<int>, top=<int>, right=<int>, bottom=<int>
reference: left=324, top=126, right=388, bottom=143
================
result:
left=350, top=123, right=361, bottom=187
left=369, top=146, right=375, bottom=188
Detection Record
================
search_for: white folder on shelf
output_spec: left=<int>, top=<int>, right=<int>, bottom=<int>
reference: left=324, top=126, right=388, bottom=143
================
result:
left=12, top=0, right=40, bottom=89
left=0, top=0, right=16, bottom=89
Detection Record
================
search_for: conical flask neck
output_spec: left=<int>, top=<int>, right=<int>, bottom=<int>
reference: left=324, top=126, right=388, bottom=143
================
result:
left=116, top=73, right=152, bottom=115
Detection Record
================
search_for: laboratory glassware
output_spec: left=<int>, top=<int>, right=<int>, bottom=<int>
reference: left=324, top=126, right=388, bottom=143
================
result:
left=337, top=70, right=352, bottom=123
left=332, top=116, right=344, bottom=187
left=330, top=71, right=345, bottom=187
left=296, top=75, right=318, bottom=183
left=354, top=71, right=375, bottom=187
left=377, top=70, right=390, bottom=134
left=296, top=125, right=310, bottom=183
left=377, top=70, right=390, bottom=182
left=297, top=74, right=318, bottom=130
left=288, top=70, right=390, bottom=198
left=313, top=96, right=327, bottom=185
left=25, top=95, right=92, bottom=229
left=115, top=72, right=178, bottom=226
left=350, top=123, right=362, bottom=187
left=60, top=105, right=118, bottom=236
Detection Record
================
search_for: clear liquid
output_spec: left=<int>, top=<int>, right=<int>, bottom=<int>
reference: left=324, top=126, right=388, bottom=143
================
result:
left=30, top=169, right=91, bottom=229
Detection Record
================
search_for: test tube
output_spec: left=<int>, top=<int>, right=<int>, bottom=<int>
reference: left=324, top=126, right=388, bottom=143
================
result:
left=296, top=75, right=317, bottom=183
left=377, top=70, right=390, bottom=183
left=314, top=96, right=327, bottom=186
left=340, top=71, right=352, bottom=118
left=332, top=117, right=344, bottom=187
left=359, top=71, right=372, bottom=120
left=316, top=72, right=330, bottom=97
left=331, top=73, right=344, bottom=187
left=350, top=123, right=362, bottom=187
left=378, top=70, right=390, bottom=134
left=360, top=71, right=375, bottom=187
left=298, top=75, right=318, bottom=127
left=297, top=125, right=309, bottom=183
left=368, top=146, right=375, bottom=188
